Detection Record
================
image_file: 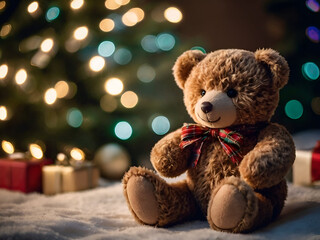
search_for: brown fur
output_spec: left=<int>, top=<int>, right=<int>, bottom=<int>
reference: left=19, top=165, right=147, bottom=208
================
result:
left=122, top=49, right=295, bottom=233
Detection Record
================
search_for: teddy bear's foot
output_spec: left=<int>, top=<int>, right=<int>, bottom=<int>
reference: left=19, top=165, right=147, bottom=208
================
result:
left=208, top=176, right=258, bottom=233
left=123, top=166, right=199, bottom=227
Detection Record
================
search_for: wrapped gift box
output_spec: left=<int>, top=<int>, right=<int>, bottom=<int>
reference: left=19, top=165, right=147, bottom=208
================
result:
left=0, top=158, right=52, bottom=193
left=42, top=164, right=99, bottom=195
left=293, top=141, right=320, bottom=185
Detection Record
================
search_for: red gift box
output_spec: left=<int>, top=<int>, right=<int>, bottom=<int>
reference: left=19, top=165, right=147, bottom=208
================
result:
left=0, top=158, right=52, bottom=193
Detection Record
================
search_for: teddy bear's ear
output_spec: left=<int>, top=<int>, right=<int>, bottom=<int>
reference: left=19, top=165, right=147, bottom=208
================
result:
left=172, top=50, right=206, bottom=89
left=254, top=48, right=289, bottom=89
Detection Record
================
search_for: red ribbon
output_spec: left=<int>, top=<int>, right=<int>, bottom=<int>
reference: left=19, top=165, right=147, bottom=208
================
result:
left=312, top=141, right=320, bottom=182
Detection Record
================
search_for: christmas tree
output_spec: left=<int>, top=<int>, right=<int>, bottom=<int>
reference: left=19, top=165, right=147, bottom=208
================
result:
left=0, top=0, right=195, bottom=166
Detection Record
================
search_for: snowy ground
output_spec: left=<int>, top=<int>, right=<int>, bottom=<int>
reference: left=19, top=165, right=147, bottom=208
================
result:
left=0, top=179, right=320, bottom=240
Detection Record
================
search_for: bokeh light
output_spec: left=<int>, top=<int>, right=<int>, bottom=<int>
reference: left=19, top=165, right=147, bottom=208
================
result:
left=164, top=7, right=182, bottom=23
left=0, top=1, right=6, bottom=11
left=70, top=147, right=85, bottom=161
left=113, top=48, right=132, bottom=65
left=105, top=0, right=121, bottom=10
left=100, top=94, right=118, bottom=112
left=44, top=88, right=57, bottom=105
left=0, top=24, right=12, bottom=38
left=104, top=77, right=123, bottom=95
left=0, top=106, right=7, bottom=120
left=55, top=81, right=69, bottom=98
left=66, top=108, right=83, bottom=128
left=306, top=0, right=320, bottom=12
left=46, top=7, right=60, bottom=22
left=311, top=97, right=320, bottom=115
left=74, top=26, right=89, bottom=40
left=29, top=143, right=43, bottom=159
left=141, top=35, right=158, bottom=53
left=306, top=26, right=320, bottom=43
left=137, top=64, right=156, bottom=83
left=122, top=11, right=138, bottom=27
left=0, top=64, right=8, bottom=79
left=115, top=0, right=130, bottom=5
left=27, top=1, right=39, bottom=13
left=302, top=62, right=319, bottom=80
left=99, top=18, right=115, bottom=32
left=114, top=121, right=132, bottom=140
left=151, top=116, right=170, bottom=135
left=70, top=0, right=84, bottom=10
left=191, top=46, right=206, bottom=53
left=120, top=91, right=138, bottom=108
left=89, top=56, right=105, bottom=72
left=15, top=69, right=27, bottom=85
left=40, top=38, right=54, bottom=52
left=285, top=100, right=304, bottom=119
left=98, top=41, right=115, bottom=57
left=2, top=140, right=14, bottom=154
left=156, top=33, right=175, bottom=51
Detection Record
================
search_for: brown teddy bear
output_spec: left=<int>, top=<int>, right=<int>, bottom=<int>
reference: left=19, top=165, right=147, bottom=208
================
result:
left=122, top=48, right=296, bottom=233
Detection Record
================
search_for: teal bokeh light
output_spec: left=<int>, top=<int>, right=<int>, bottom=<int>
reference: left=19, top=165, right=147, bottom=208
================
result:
left=191, top=46, right=206, bottom=53
left=141, top=35, right=158, bottom=53
left=113, top=48, right=132, bottom=65
left=98, top=41, right=115, bottom=57
left=151, top=116, right=170, bottom=135
left=46, top=7, right=60, bottom=22
left=302, top=62, right=320, bottom=80
left=285, top=100, right=304, bottom=120
left=114, top=121, right=132, bottom=140
left=66, top=108, right=83, bottom=128
left=156, top=33, right=175, bottom=51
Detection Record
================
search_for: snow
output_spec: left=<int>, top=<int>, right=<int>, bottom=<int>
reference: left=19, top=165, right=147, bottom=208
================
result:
left=0, top=180, right=320, bottom=240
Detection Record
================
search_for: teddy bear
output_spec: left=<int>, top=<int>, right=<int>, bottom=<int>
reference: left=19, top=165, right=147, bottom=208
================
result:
left=122, top=48, right=296, bottom=233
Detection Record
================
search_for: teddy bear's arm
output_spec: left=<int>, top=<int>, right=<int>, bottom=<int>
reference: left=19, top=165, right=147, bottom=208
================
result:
left=150, top=128, right=191, bottom=178
left=239, top=123, right=295, bottom=189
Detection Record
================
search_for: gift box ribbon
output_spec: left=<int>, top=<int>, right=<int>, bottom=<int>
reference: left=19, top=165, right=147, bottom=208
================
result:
left=312, top=141, right=320, bottom=182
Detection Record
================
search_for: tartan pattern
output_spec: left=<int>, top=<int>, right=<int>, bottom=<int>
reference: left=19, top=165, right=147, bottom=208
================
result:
left=179, top=124, right=244, bottom=167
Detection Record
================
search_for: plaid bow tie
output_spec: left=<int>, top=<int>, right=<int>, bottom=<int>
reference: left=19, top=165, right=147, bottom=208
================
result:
left=179, top=124, right=244, bottom=167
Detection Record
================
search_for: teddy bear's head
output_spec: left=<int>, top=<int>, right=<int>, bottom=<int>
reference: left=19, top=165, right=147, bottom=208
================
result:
left=173, top=49, right=289, bottom=128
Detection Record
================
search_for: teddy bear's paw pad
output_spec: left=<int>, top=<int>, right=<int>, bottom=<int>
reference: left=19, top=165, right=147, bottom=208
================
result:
left=126, top=175, right=159, bottom=225
left=209, top=184, right=246, bottom=230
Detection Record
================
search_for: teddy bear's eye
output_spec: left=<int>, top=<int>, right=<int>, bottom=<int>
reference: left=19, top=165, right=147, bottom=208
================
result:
left=226, top=88, right=238, bottom=98
left=201, top=90, right=206, bottom=97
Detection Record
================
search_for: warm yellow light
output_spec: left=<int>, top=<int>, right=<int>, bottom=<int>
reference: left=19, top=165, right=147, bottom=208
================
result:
left=120, top=91, right=138, bottom=108
left=2, top=140, right=14, bottom=154
left=70, top=0, right=84, bottom=10
left=15, top=69, right=27, bottom=85
left=55, top=81, right=69, bottom=98
left=122, top=11, right=138, bottom=27
left=27, top=1, right=39, bottom=13
left=57, top=153, right=67, bottom=162
left=99, top=18, right=115, bottom=32
left=104, top=77, right=123, bottom=95
left=29, top=144, right=43, bottom=159
left=73, top=26, right=88, bottom=40
left=44, top=88, right=57, bottom=105
left=0, top=106, right=7, bottom=120
left=164, top=7, right=182, bottom=23
left=40, top=38, right=54, bottom=52
left=0, top=64, right=8, bottom=79
left=89, top=56, right=105, bottom=72
left=130, top=8, right=144, bottom=22
left=0, top=24, right=12, bottom=37
left=115, top=0, right=130, bottom=6
left=70, top=147, right=85, bottom=161
left=105, top=0, right=121, bottom=10
left=0, top=1, right=6, bottom=11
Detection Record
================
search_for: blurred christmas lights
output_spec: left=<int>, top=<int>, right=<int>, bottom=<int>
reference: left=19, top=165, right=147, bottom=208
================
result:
left=113, top=48, right=132, bottom=65
left=156, top=33, right=175, bottom=51
left=306, top=26, right=320, bottom=43
left=27, top=1, right=39, bottom=14
left=105, top=77, right=123, bottom=95
left=164, top=7, right=182, bottom=23
left=2, top=140, right=14, bottom=154
left=29, top=143, right=43, bottom=159
left=15, top=69, right=27, bottom=85
left=66, top=108, right=83, bottom=128
left=54, top=81, right=69, bottom=98
left=105, top=0, right=121, bottom=10
left=44, top=88, right=57, bottom=105
left=120, top=91, right=138, bottom=108
left=306, top=0, right=320, bottom=12
left=40, top=38, right=54, bottom=52
left=0, top=106, right=7, bottom=120
left=122, top=8, right=144, bottom=27
left=89, top=56, right=105, bottom=72
left=70, top=0, right=84, bottom=10
left=191, top=46, right=206, bottom=53
left=100, top=94, right=118, bottom=112
left=98, top=41, right=115, bottom=57
left=302, top=62, right=320, bottom=80
left=151, top=116, right=170, bottom=135
left=0, top=24, right=12, bottom=38
left=70, top=147, right=85, bottom=161
left=141, top=35, right=158, bottom=53
left=114, top=121, right=132, bottom=140
left=285, top=100, right=303, bottom=119
left=99, top=18, right=115, bottom=32
left=137, top=64, right=156, bottom=83
left=0, top=1, right=6, bottom=11
left=46, top=7, right=60, bottom=22
left=0, top=64, right=8, bottom=79
left=73, top=26, right=89, bottom=40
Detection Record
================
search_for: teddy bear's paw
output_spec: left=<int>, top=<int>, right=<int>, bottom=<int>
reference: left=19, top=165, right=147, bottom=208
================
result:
left=208, top=177, right=258, bottom=233
left=126, top=175, right=159, bottom=225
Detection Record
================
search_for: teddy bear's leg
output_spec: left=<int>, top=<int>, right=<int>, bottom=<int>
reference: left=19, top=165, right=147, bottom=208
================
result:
left=207, top=177, right=287, bottom=233
left=123, top=166, right=199, bottom=227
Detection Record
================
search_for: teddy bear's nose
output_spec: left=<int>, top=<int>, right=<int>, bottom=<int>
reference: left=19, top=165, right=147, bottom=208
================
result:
left=201, top=101, right=213, bottom=113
